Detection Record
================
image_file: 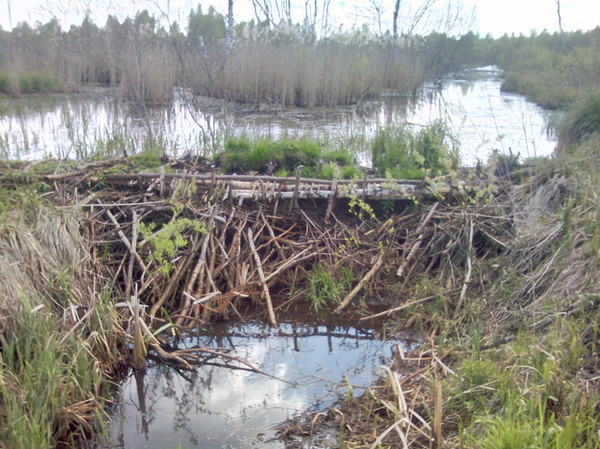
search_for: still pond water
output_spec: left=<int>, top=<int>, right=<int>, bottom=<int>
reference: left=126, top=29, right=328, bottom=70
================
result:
left=1, top=66, right=555, bottom=166
left=107, top=321, right=409, bottom=449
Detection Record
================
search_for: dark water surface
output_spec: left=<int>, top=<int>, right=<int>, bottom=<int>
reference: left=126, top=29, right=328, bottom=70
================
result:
left=106, top=321, right=409, bottom=449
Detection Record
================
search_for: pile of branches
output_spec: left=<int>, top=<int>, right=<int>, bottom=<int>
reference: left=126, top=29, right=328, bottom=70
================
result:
left=44, top=173, right=513, bottom=334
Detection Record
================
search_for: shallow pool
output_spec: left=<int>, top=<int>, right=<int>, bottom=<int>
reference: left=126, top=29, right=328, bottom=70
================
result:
left=107, top=320, right=410, bottom=449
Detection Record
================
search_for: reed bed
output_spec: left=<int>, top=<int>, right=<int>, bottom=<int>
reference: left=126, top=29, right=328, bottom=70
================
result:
left=193, top=41, right=424, bottom=107
left=0, top=16, right=426, bottom=107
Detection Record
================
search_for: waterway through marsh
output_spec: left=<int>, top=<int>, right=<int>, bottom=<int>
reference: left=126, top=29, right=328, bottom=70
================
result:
left=0, top=66, right=555, bottom=166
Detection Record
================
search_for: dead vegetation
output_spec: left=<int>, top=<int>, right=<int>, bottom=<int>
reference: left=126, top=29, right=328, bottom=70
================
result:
left=17, top=157, right=510, bottom=332
left=1, top=153, right=598, bottom=448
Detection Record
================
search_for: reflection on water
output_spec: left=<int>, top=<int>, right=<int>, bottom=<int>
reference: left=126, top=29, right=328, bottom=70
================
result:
left=107, top=321, right=405, bottom=449
left=0, top=66, right=555, bottom=165
left=408, top=66, right=556, bottom=165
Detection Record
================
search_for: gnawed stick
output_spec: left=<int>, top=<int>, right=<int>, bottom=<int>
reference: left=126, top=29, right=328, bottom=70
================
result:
left=335, top=254, right=384, bottom=313
left=178, top=205, right=218, bottom=326
left=397, top=202, right=439, bottom=278
left=264, top=246, right=315, bottom=283
left=99, top=200, right=150, bottom=274
left=453, top=218, right=473, bottom=319
left=358, top=288, right=462, bottom=321
left=247, top=228, right=278, bottom=327
left=124, top=211, right=139, bottom=301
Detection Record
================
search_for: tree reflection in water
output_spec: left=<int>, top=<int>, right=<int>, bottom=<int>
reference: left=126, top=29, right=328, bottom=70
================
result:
left=107, top=321, right=413, bottom=449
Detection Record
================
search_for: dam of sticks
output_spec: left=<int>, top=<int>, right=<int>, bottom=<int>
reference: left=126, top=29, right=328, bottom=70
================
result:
left=1, top=156, right=508, bottom=364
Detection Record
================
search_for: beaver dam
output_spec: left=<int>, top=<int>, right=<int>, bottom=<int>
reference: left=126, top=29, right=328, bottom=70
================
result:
left=0, top=154, right=598, bottom=449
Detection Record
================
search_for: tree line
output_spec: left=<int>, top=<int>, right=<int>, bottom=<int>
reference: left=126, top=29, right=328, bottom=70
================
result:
left=0, top=4, right=598, bottom=107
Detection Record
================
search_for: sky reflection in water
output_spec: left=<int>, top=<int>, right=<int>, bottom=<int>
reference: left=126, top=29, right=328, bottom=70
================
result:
left=108, top=322, right=405, bottom=449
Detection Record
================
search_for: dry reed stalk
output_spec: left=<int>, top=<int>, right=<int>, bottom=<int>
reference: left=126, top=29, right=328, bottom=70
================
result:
left=0, top=205, right=93, bottom=334
left=431, top=375, right=443, bottom=449
left=369, top=366, right=410, bottom=449
left=453, top=218, right=473, bottom=318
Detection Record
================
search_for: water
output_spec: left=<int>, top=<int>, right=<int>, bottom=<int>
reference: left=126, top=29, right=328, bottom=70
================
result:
left=0, top=66, right=555, bottom=166
left=107, top=321, right=407, bottom=449
left=409, top=66, right=556, bottom=165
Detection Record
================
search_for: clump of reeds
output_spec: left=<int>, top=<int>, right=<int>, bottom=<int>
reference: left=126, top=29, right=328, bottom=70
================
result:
left=0, top=70, right=16, bottom=94
left=0, top=70, right=60, bottom=95
left=186, top=39, right=424, bottom=107
left=0, top=203, right=86, bottom=331
left=119, top=45, right=176, bottom=103
left=0, top=189, right=125, bottom=448
left=556, top=94, right=600, bottom=149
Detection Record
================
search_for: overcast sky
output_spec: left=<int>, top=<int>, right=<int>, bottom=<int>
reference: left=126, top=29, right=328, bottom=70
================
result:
left=1, top=0, right=599, bottom=37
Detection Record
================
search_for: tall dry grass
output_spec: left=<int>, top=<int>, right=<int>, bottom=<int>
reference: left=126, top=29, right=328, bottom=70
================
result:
left=0, top=205, right=89, bottom=331
left=0, top=16, right=424, bottom=107
left=189, top=41, right=424, bottom=107
left=0, top=194, right=125, bottom=448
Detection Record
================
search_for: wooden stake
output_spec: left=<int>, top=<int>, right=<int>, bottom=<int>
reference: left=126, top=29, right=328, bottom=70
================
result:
left=325, top=177, right=338, bottom=223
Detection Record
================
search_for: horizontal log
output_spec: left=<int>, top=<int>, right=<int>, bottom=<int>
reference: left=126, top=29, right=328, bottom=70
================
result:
left=99, top=172, right=437, bottom=201
left=101, top=172, right=427, bottom=187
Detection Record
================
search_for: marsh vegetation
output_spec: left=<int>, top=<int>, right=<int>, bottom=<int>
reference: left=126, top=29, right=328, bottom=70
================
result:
left=0, top=5, right=599, bottom=449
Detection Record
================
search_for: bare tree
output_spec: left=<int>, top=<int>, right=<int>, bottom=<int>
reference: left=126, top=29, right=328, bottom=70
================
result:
left=393, top=0, right=401, bottom=42
left=6, top=0, right=12, bottom=29
left=406, top=0, right=436, bottom=35
left=227, top=0, right=234, bottom=49
left=369, top=0, right=386, bottom=35
left=555, top=0, right=567, bottom=52
left=251, top=0, right=273, bottom=26
left=250, top=0, right=331, bottom=34
left=387, top=0, right=439, bottom=38
left=555, top=0, right=564, bottom=33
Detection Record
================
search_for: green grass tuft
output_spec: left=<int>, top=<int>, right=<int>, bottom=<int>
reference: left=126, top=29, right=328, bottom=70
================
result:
left=372, top=121, right=459, bottom=179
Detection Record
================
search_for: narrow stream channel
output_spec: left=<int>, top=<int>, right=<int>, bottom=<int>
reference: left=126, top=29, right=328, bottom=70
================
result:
left=106, top=320, right=411, bottom=449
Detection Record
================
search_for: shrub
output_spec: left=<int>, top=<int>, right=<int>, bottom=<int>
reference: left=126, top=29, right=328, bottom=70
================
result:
left=273, top=139, right=322, bottom=169
left=341, top=164, right=361, bottom=179
left=0, top=71, right=15, bottom=94
left=557, top=94, right=600, bottom=149
left=323, top=148, right=355, bottom=166
left=320, top=161, right=339, bottom=180
left=18, top=72, right=60, bottom=94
